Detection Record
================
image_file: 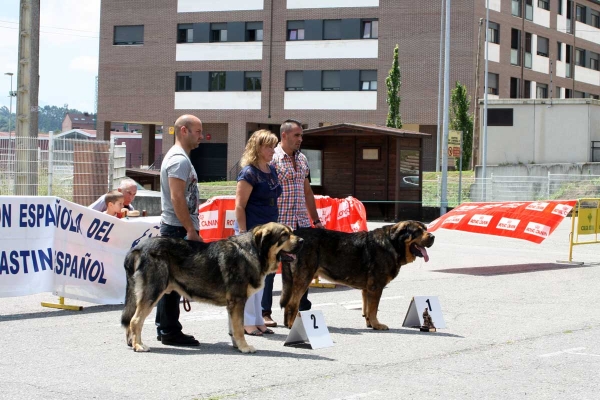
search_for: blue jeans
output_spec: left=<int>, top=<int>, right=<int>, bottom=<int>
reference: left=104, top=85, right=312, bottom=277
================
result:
left=155, top=223, right=186, bottom=336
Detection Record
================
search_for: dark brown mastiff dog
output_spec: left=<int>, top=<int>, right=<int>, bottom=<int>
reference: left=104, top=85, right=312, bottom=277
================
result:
left=280, top=221, right=434, bottom=330
left=121, top=222, right=303, bottom=353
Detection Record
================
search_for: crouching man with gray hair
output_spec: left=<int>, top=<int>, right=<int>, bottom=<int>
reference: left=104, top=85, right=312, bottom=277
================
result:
left=89, top=178, right=138, bottom=213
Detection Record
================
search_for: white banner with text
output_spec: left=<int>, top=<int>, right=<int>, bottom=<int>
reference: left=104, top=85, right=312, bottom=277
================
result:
left=0, top=196, right=160, bottom=304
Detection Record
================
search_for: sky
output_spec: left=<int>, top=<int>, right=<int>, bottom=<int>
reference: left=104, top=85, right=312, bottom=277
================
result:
left=0, top=0, right=100, bottom=113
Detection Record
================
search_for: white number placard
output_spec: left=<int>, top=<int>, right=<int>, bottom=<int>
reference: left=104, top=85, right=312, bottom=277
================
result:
left=402, top=296, right=446, bottom=329
left=284, top=310, right=333, bottom=349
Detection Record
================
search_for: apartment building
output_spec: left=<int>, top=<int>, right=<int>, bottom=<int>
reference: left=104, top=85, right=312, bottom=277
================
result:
left=97, top=0, right=600, bottom=179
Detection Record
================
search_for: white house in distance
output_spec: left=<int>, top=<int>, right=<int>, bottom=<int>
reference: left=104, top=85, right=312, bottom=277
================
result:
left=479, top=99, right=600, bottom=165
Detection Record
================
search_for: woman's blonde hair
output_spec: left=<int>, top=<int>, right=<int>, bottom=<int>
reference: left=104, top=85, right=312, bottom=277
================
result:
left=240, top=129, right=279, bottom=167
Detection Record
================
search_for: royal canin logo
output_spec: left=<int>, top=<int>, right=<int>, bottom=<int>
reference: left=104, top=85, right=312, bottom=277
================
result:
left=199, top=211, right=219, bottom=228
left=551, top=204, right=573, bottom=217
left=478, top=204, right=501, bottom=210
left=442, top=214, right=466, bottom=225
left=454, top=205, right=478, bottom=212
left=500, top=202, right=526, bottom=208
left=524, top=222, right=551, bottom=238
left=225, top=210, right=236, bottom=229
left=496, top=217, right=520, bottom=231
left=337, top=202, right=350, bottom=220
left=526, top=202, right=549, bottom=212
left=428, top=218, right=440, bottom=229
left=468, top=214, right=493, bottom=227
left=318, top=206, right=332, bottom=224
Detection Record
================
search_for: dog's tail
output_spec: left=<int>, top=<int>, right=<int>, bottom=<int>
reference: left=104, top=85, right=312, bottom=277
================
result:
left=279, top=260, right=294, bottom=309
left=121, top=249, right=141, bottom=327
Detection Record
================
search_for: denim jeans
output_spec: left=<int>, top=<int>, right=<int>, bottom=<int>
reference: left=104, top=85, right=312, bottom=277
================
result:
left=155, top=223, right=186, bottom=336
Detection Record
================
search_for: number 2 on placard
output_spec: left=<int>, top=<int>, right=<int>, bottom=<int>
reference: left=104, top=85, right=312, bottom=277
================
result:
left=425, top=299, right=432, bottom=311
left=311, top=314, right=319, bottom=329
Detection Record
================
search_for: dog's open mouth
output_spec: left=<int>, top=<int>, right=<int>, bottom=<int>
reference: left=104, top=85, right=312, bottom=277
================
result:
left=278, top=252, right=297, bottom=262
left=410, top=243, right=430, bottom=262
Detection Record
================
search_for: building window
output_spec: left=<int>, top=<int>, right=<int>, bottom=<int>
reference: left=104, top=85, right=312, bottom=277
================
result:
left=177, top=24, right=194, bottom=43
left=525, top=32, right=532, bottom=68
left=536, top=83, right=548, bottom=98
left=210, top=23, right=227, bottom=42
left=176, top=72, right=192, bottom=92
left=576, top=5, right=586, bottom=23
left=210, top=72, right=226, bottom=91
left=488, top=22, right=500, bottom=44
left=487, top=73, right=499, bottom=95
left=360, top=70, right=377, bottom=90
left=244, top=72, right=261, bottom=91
left=113, top=25, right=144, bottom=45
left=512, top=0, right=522, bottom=17
left=557, top=0, right=562, bottom=15
left=537, top=36, right=549, bottom=57
left=591, top=11, right=600, bottom=28
left=362, top=148, right=380, bottom=161
left=525, top=0, right=533, bottom=20
left=557, top=41, right=562, bottom=61
left=510, top=77, right=520, bottom=98
left=322, top=70, right=340, bottom=91
left=575, top=48, right=585, bottom=66
left=538, top=0, right=549, bottom=10
left=362, top=20, right=379, bottom=39
left=303, top=149, right=322, bottom=186
left=487, top=109, right=514, bottom=126
left=286, top=71, right=303, bottom=90
left=591, top=57, right=599, bottom=71
left=287, top=21, right=305, bottom=41
left=555, top=86, right=561, bottom=98
left=565, top=88, right=572, bottom=98
left=574, top=90, right=585, bottom=98
left=524, top=80, right=531, bottom=98
left=511, top=28, right=521, bottom=65
left=246, top=22, right=263, bottom=42
left=323, top=20, right=342, bottom=40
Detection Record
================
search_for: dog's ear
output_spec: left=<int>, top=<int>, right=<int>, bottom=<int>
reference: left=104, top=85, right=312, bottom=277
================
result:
left=255, top=225, right=274, bottom=258
left=390, top=221, right=410, bottom=241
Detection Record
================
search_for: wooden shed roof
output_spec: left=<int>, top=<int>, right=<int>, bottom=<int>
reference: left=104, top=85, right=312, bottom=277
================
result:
left=303, top=123, right=431, bottom=138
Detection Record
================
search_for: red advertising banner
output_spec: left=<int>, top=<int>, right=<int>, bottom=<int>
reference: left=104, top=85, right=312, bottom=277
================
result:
left=427, top=200, right=576, bottom=244
left=198, top=195, right=368, bottom=242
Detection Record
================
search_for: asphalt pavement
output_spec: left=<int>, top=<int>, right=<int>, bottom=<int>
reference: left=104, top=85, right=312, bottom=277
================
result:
left=1, top=218, right=599, bottom=399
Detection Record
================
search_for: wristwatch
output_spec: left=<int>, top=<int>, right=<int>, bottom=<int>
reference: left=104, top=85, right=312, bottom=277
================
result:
left=313, top=219, right=321, bottom=225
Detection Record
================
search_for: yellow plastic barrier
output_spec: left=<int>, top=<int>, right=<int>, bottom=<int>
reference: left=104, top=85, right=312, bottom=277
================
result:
left=568, top=198, right=600, bottom=262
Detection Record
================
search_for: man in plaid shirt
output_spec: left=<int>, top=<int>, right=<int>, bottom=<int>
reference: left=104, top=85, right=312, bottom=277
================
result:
left=261, top=119, right=324, bottom=327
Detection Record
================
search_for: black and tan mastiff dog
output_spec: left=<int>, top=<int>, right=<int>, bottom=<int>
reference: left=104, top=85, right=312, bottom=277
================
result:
left=121, top=222, right=303, bottom=353
left=280, top=221, right=434, bottom=330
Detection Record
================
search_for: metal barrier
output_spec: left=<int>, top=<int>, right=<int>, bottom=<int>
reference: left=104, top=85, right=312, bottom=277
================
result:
left=568, top=198, right=600, bottom=262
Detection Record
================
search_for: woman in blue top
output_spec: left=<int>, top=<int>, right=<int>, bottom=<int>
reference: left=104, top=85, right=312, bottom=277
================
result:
left=234, top=129, right=282, bottom=336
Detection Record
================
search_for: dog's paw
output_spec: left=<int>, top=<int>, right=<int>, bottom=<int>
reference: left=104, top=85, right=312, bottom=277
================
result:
left=238, top=345, right=256, bottom=354
left=372, top=323, right=389, bottom=330
left=133, top=343, right=150, bottom=352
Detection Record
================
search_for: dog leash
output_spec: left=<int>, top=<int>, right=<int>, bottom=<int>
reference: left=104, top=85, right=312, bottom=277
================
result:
left=183, top=298, right=191, bottom=312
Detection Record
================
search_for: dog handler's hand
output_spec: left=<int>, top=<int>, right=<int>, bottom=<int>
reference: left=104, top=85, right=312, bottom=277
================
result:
left=187, top=230, right=203, bottom=242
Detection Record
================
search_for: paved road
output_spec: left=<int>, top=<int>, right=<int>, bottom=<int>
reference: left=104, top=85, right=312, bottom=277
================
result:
left=1, top=219, right=599, bottom=399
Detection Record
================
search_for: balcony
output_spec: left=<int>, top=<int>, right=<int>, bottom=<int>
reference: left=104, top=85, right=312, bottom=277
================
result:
left=285, top=39, right=378, bottom=60
left=287, top=0, right=379, bottom=8
left=178, top=0, right=264, bottom=12
left=284, top=91, right=377, bottom=110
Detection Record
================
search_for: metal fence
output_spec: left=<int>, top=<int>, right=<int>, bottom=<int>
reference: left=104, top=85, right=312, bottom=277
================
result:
left=0, top=136, right=115, bottom=205
left=424, top=173, right=600, bottom=208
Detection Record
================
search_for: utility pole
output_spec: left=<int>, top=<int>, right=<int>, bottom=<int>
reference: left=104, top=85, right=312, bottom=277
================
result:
left=472, top=18, right=484, bottom=169
left=482, top=0, right=490, bottom=201
left=435, top=0, right=445, bottom=172
left=15, top=0, right=40, bottom=195
left=440, top=0, right=451, bottom=215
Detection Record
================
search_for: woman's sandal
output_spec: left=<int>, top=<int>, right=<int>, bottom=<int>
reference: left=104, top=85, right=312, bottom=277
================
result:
left=244, top=329, right=263, bottom=336
left=258, top=327, right=274, bottom=334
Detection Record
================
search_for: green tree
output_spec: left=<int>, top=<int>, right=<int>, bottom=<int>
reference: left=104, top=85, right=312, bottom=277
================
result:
left=386, top=44, right=402, bottom=128
left=450, top=81, right=474, bottom=170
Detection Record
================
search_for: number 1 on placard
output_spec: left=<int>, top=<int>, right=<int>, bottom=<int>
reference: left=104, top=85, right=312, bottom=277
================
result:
left=311, top=314, right=319, bottom=329
left=425, top=299, right=432, bottom=311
